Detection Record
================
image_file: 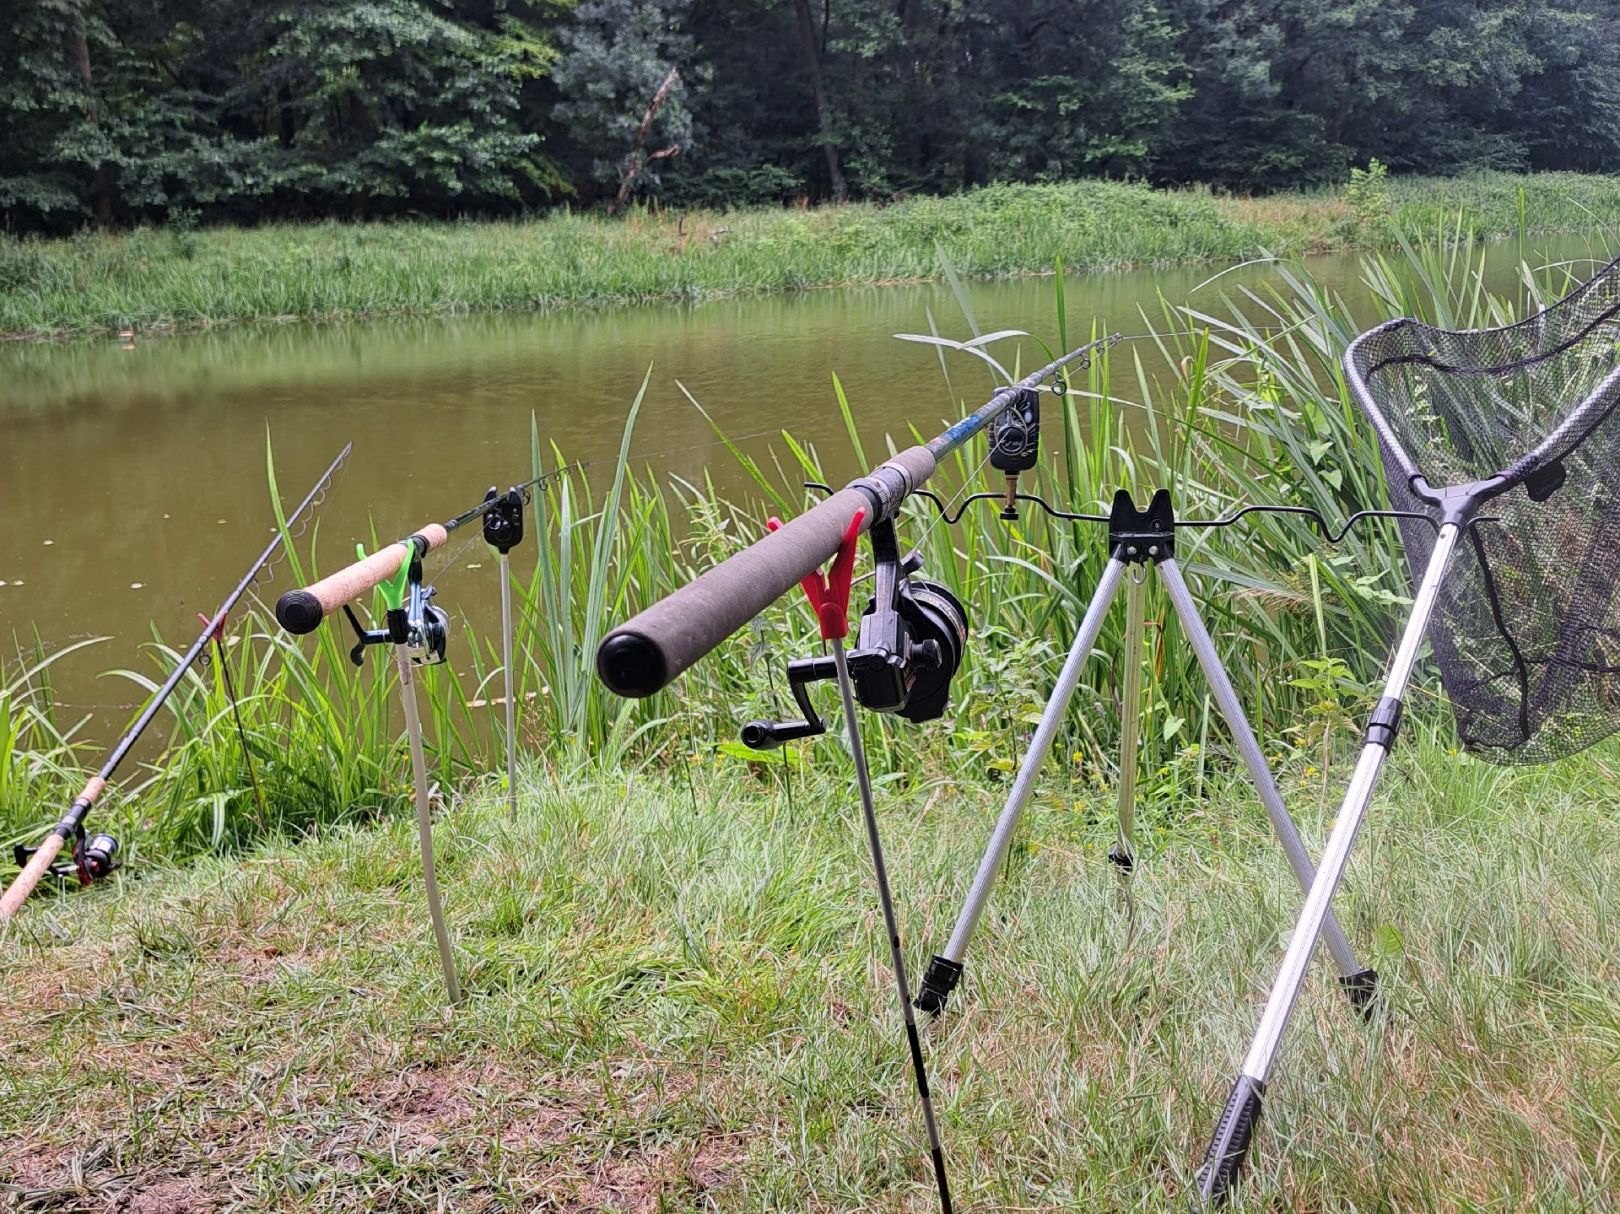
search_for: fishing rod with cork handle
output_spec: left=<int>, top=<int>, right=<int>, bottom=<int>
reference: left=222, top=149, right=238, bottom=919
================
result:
left=273, top=464, right=576, bottom=637
left=1, top=442, right=354, bottom=924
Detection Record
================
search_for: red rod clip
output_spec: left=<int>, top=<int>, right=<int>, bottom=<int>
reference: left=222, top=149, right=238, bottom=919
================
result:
left=197, top=611, right=226, bottom=642
left=768, top=508, right=865, bottom=641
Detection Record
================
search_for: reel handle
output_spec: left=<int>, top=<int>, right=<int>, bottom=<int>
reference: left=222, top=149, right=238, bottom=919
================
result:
left=740, top=718, right=823, bottom=749
left=276, top=525, right=448, bottom=635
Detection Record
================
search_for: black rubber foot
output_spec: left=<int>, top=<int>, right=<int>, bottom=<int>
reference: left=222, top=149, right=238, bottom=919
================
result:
left=1339, top=967, right=1380, bottom=1020
left=1107, top=847, right=1134, bottom=873
left=1195, top=1074, right=1265, bottom=1205
left=913, top=954, right=963, bottom=1017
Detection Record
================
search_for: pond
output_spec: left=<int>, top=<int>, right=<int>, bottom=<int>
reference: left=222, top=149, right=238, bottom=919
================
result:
left=1, top=235, right=1606, bottom=731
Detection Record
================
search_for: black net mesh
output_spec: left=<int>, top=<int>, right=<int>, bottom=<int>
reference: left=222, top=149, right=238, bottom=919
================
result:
left=1345, top=255, right=1620, bottom=765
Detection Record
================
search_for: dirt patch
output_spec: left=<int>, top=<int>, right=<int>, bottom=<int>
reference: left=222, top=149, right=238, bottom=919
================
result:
left=566, top=1133, right=748, bottom=1213
left=214, top=942, right=286, bottom=987
left=116, top=1174, right=216, bottom=1214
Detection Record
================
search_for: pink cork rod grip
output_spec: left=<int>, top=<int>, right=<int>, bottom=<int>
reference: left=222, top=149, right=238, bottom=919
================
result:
left=275, top=525, right=448, bottom=634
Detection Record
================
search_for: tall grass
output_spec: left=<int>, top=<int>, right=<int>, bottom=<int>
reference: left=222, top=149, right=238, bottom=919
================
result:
left=4, top=171, right=1619, bottom=340
left=4, top=232, right=1615, bottom=881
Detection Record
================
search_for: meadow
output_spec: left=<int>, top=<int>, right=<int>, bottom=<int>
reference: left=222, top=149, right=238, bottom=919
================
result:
left=2, top=746, right=1615, bottom=1210
left=3, top=170, right=1619, bottom=340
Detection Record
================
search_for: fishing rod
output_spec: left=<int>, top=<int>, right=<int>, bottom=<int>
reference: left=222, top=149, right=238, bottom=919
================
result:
left=273, top=463, right=578, bottom=637
left=1, top=442, right=354, bottom=924
left=596, top=333, right=1120, bottom=698
left=591, top=335, right=1117, bottom=1214
left=274, top=468, right=577, bottom=1005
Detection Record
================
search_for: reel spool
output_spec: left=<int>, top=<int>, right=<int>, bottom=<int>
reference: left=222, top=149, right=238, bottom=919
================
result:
left=853, top=578, right=968, bottom=723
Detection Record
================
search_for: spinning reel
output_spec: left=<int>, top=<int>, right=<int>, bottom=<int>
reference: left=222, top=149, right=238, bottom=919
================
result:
left=342, top=538, right=449, bottom=668
left=743, top=516, right=968, bottom=750
left=14, top=827, right=120, bottom=887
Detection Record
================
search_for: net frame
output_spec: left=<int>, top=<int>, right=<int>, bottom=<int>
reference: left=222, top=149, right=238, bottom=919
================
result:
left=1344, top=253, right=1620, bottom=764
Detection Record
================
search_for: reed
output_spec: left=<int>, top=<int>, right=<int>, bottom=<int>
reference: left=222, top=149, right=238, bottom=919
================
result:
left=4, top=171, right=1619, bottom=341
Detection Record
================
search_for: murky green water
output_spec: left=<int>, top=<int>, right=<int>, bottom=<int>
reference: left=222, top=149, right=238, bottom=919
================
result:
left=1, top=237, right=1604, bottom=731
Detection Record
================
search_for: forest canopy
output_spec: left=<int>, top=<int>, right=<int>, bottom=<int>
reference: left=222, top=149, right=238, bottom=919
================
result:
left=3, top=0, right=1618, bottom=232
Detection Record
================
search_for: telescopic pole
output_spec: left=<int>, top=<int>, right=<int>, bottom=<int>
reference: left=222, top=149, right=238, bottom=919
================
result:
left=1196, top=521, right=1463, bottom=1203
left=481, top=487, right=526, bottom=821
left=833, top=643, right=952, bottom=1214
left=396, top=647, right=462, bottom=1005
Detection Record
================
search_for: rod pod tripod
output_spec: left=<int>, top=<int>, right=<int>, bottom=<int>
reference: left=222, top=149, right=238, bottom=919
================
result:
left=913, top=488, right=1379, bottom=1019
left=344, top=542, right=461, bottom=1006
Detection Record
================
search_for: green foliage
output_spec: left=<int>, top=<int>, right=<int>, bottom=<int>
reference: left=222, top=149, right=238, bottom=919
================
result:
left=8, top=171, right=1618, bottom=340
left=3, top=1, right=1619, bottom=230
left=1347, top=159, right=1393, bottom=231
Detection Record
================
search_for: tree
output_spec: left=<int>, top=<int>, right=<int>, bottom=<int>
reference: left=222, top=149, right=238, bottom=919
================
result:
left=551, top=0, right=697, bottom=205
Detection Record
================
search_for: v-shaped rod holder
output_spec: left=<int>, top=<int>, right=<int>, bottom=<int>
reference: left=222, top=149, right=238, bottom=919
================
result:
left=742, top=510, right=969, bottom=750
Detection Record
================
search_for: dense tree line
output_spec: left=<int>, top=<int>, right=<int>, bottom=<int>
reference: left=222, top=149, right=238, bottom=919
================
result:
left=3, top=0, right=1617, bottom=232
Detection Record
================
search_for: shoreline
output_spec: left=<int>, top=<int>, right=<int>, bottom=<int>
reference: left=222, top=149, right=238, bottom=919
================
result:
left=4, top=171, right=1617, bottom=344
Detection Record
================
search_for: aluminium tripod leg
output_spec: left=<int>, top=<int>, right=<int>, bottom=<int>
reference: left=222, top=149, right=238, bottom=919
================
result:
left=1110, top=569, right=1148, bottom=878
left=1195, top=523, right=1461, bottom=1205
left=499, top=552, right=518, bottom=820
left=395, top=649, right=462, bottom=1006
left=915, top=553, right=1127, bottom=1016
left=1157, top=558, right=1373, bottom=1009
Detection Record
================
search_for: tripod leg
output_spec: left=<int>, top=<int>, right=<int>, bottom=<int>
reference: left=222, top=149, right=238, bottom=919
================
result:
left=500, top=553, right=518, bottom=821
left=1195, top=522, right=1462, bottom=1204
left=833, top=645, right=952, bottom=1214
left=1110, top=569, right=1147, bottom=878
left=1156, top=558, right=1373, bottom=1009
left=916, top=554, right=1127, bottom=1016
left=395, top=649, right=462, bottom=1006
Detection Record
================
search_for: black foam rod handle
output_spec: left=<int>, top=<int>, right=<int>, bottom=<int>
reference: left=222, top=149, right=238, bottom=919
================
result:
left=597, top=485, right=876, bottom=696
left=598, top=484, right=885, bottom=697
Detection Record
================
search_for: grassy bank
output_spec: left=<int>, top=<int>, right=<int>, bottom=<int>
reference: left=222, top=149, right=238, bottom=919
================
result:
left=8, top=236, right=1616, bottom=880
left=2, top=750, right=1616, bottom=1211
left=3, top=171, right=1618, bottom=341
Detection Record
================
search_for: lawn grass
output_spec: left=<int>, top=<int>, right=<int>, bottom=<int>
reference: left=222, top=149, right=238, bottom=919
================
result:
left=3, top=729, right=1615, bottom=1212
left=3, top=171, right=1618, bottom=341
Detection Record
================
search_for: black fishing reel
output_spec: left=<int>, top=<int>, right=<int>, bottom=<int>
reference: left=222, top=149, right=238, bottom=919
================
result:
left=14, top=829, right=120, bottom=886
left=743, top=517, right=969, bottom=750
